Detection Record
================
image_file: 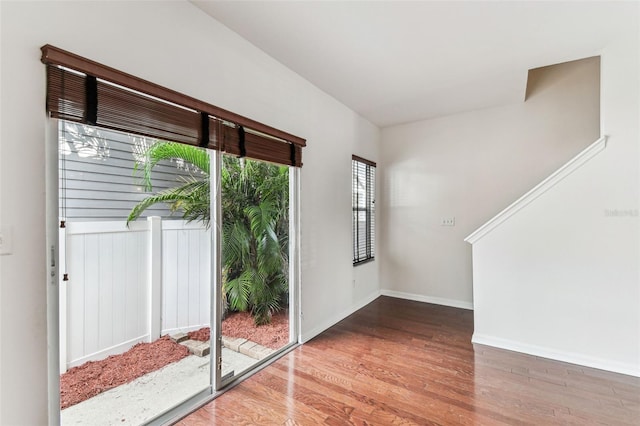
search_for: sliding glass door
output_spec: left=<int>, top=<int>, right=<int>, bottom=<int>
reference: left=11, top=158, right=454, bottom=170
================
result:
left=57, top=123, right=214, bottom=425
left=54, top=123, right=299, bottom=424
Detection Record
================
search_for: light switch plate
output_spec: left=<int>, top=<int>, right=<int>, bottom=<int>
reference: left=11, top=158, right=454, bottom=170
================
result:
left=0, top=225, right=13, bottom=255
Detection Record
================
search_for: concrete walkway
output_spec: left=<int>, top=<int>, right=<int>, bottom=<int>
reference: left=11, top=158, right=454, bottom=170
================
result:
left=61, top=348, right=256, bottom=425
left=221, top=335, right=276, bottom=360
left=174, top=335, right=276, bottom=361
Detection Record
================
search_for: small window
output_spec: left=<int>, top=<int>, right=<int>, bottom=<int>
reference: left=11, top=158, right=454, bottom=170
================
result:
left=352, top=155, right=376, bottom=265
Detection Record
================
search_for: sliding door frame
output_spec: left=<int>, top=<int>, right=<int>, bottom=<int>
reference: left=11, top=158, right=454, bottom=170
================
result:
left=47, top=125, right=301, bottom=424
left=215, top=160, right=301, bottom=391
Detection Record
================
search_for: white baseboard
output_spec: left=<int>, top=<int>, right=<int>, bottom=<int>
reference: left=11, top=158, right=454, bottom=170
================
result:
left=472, top=333, right=640, bottom=378
left=300, top=290, right=381, bottom=343
left=380, top=289, right=474, bottom=310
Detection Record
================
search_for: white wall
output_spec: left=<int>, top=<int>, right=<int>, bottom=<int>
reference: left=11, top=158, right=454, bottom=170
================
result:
left=379, top=57, right=600, bottom=308
left=0, top=1, right=379, bottom=423
left=0, top=0, right=4, bottom=419
left=471, top=23, right=639, bottom=375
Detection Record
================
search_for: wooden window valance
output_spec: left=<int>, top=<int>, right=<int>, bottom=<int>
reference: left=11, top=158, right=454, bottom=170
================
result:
left=41, top=44, right=305, bottom=167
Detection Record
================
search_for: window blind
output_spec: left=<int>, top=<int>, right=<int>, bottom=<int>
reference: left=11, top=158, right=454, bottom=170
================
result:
left=352, top=155, right=376, bottom=264
left=42, top=44, right=305, bottom=167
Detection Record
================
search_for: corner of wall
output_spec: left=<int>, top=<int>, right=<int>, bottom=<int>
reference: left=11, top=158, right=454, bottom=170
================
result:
left=380, top=289, right=473, bottom=310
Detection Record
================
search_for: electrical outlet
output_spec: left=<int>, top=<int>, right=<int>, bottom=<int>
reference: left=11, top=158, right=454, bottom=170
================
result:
left=0, top=225, right=13, bottom=255
left=440, top=217, right=455, bottom=226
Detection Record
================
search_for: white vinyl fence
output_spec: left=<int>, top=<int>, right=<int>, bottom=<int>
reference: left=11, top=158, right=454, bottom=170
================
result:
left=59, top=217, right=211, bottom=373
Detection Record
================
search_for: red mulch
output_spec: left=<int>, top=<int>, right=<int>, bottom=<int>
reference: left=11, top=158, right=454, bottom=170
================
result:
left=60, top=311, right=289, bottom=409
left=189, top=310, right=290, bottom=350
left=60, top=335, right=189, bottom=409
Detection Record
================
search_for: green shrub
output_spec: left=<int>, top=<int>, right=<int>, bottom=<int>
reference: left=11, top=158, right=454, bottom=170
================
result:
left=127, top=142, right=289, bottom=325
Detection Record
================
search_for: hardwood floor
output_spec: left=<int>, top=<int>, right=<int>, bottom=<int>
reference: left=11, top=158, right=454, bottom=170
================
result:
left=178, top=296, right=640, bottom=425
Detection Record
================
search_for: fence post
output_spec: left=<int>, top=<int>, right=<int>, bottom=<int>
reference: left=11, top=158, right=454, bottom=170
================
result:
left=148, top=216, right=162, bottom=341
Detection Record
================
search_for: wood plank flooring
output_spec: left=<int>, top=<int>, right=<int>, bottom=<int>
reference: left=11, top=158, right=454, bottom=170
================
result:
left=177, top=296, right=640, bottom=425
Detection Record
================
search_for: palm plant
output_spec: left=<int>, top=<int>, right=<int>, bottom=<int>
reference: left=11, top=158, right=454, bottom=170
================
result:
left=127, top=141, right=210, bottom=227
left=127, top=141, right=289, bottom=325
left=221, top=157, right=289, bottom=325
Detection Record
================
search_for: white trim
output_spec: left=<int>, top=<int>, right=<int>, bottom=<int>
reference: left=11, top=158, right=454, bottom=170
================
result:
left=65, top=220, right=148, bottom=235
left=67, top=335, right=149, bottom=369
left=300, top=290, right=381, bottom=343
left=465, top=136, right=608, bottom=244
left=472, top=333, right=640, bottom=378
left=46, top=119, right=61, bottom=425
left=380, top=289, right=474, bottom=310
left=58, top=228, right=67, bottom=375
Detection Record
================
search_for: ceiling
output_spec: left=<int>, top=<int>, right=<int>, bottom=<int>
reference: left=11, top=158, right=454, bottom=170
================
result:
left=192, top=1, right=636, bottom=128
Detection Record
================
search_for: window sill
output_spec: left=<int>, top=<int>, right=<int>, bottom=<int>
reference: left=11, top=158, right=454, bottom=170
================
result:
left=353, top=258, right=375, bottom=267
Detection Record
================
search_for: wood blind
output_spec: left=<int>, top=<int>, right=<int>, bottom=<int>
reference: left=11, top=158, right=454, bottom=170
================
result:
left=42, top=45, right=305, bottom=167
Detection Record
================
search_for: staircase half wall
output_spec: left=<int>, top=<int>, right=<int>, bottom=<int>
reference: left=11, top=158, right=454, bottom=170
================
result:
left=465, top=30, right=639, bottom=377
